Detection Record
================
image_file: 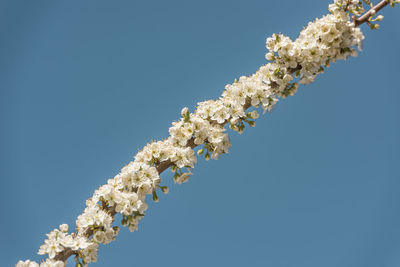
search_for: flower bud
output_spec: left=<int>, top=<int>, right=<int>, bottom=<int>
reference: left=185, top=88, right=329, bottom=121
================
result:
left=181, top=107, right=189, bottom=117
left=197, top=148, right=204, bottom=156
left=160, top=186, right=169, bottom=194
left=247, top=110, right=259, bottom=119
left=59, top=224, right=68, bottom=233
left=265, top=52, right=275, bottom=61
left=152, top=191, right=159, bottom=203
left=93, top=230, right=105, bottom=244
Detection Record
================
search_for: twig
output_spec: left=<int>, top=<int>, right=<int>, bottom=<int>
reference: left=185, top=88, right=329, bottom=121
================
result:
left=354, top=0, right=389, bottom=26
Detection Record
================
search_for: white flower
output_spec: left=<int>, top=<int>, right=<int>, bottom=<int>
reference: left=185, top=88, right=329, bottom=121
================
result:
left=37, top=229, right=66, bottom=259
left=39, top=259, right=64, bottom=267
left=211, top=134, right=231, bottom=160
left=16, top=260, right=39, bottom=267
left=38, top=239, right=63, bottom=259
left=93, top=230, right=106, bottom=243
left=59, top=224, right=68, bottom=233
left=181, top=107, right=189, bottom=117
left=82, top=243, right=99, bottom=264
left=196, top=100, right=217, bottom=119
left=103, top=228, right=117, bottom=244
left=71, top=236, right=91, bottom=250
left=170, top=147, right=196, bottom=168
left=210, top=102, right=230, bottom=124
left=249, top=110, right=259, bottom=119
left=174, top=172, right=192, bottom=184
left=76, top=205, right=113, bottom=234
left=169, top=120, right=194, bottom=146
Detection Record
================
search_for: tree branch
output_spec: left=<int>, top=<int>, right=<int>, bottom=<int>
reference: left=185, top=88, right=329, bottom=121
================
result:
left=54, top=2, right=392, bottom=262
left=20, top=1, right=397, bottom=266
left=354, top=0, right=389, bottom=26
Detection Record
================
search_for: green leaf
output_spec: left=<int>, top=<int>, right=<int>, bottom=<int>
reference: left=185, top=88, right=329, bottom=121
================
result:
left=183, top=109, right=191, bottom=122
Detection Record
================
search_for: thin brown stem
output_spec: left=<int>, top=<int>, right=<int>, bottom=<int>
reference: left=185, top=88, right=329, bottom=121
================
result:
left=354, top=0, right=389, bottom=26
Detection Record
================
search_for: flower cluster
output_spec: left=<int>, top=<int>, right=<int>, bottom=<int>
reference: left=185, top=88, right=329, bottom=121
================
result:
left=18, top=0, right=390, bottom=266
left=37, top=224, right=92, bottom=260
left=329, top=0, right=365, bottom=16
left=135, top=138, right=196, bottom=169
left=266, top=7, right=364, bottom=85
left=169, top=105, right=232, bottom=160
left=16, top=259, right=64, bottom=267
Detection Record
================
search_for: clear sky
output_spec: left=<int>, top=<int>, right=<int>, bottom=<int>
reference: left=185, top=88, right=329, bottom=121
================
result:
left=1, top=0, right=399, bottom=266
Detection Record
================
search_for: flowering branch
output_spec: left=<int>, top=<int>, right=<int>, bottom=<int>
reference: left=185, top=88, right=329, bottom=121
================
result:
left=16, top=1, right=399, bottom=266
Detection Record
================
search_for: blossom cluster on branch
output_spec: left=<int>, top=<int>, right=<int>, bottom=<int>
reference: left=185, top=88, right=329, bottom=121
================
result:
left=16, top=0, right=398, bottom=266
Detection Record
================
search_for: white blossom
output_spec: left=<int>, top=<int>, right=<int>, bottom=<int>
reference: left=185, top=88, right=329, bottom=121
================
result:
left=82, top=243, right=99, bottom=264
left=39, top=259, right=64, bottom=267
left=16, top=260, right=39, bottom=267
left=174, top=172, right=192, bottom=184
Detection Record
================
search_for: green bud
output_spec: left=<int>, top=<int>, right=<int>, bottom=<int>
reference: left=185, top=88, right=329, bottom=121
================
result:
left=274, top=67, right=281, bottom=76
left=152, top=191, right=159, bottom=203
left=160, top=186, right=169, bottom=194
left=197, top=148, right=204, bottom=156
left=369, top=23, right=379, bottom=30
left=183, top=109, right=191, bottom=123
left=133, top=211, right=144, bottom=218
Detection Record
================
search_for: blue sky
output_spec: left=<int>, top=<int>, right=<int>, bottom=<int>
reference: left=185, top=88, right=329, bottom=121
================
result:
left=1, top=0, right=399, bottom=266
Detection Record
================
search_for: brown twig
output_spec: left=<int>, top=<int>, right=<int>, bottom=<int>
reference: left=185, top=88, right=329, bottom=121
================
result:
left=354, top=0, right=389, bottom=26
